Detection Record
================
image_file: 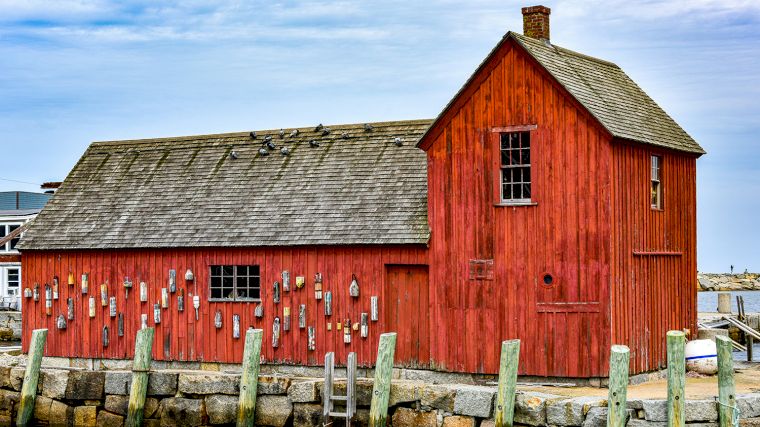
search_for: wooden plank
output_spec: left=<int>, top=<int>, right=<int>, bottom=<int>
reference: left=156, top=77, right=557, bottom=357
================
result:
left=237, top=328, right=263, bottom=427
left=717, top=336, right=737, bottom=427
left=126, top=327, right=155, bottom=427
left=494, top=340, right=520, bottom=427
left=607, top=345, right=630, bottom=427
left=369, top=333, right=396, bottom=427
left=16, top=328, right=48, bottom=427
left=667, top=331, right=685, bottom=427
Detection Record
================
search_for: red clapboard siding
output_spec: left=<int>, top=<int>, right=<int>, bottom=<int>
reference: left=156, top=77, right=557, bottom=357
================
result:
left=423, top=39, right=613, bottom=377
left=21, top=246, right=427, bottom=367
left=609, top=141, right=698, bottom=374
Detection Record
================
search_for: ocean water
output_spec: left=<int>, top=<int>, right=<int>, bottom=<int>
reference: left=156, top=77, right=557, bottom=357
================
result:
left=698, top=290, right=760, bottom=361
left=698, top=290, right=760, bottom=313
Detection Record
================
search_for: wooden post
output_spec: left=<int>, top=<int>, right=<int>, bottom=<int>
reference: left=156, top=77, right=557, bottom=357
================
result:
left=347, top=352, right=357, bottom=425
left=16, top=328, right=48, bottom=427
left=369, top=332, right=397, bottom=427
left=237, top=328, right=263, bottom=427
left=125, top=327, right=155, bottom=427
left=667, top=330, right=686, bottom=427
left=748, top=336, right=754, bottom=362
left=607, top=345, right=630, bottom=427
left=494, top=339, right=520, bottom=427
left=717, top=336, right=737, bottom=427
left=323, top=352, right=334, bottom=421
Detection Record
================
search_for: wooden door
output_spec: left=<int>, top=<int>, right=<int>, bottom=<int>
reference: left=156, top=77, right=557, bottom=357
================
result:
left=384, top=265, right=429, bottom=368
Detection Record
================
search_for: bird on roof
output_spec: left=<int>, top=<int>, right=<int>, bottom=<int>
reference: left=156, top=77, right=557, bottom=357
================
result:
left=279, top=129, right=285, bottom=138
left=341, top=132, right=350, bottom=139
left=230, top=150, right=239, bottom=160
left=249, top=131, right=257, bottom=139
left=315, top=123, right=324, bottom=132
left=280, top=147, right=290, bottom=156
left=321, top=128, right=331, bottom=136
left=266, top=141, right=276, bottom=150
left=289, top=129, right=299, bottom=138
left=258, top=148, right=269, bottom=156
left=394, top=137, right=403, bottom=146
left=309, top=140, right=320, bottom=147
left=363, top=123, right=373, bottom=132
left=263, top=135, right=272, bottom=142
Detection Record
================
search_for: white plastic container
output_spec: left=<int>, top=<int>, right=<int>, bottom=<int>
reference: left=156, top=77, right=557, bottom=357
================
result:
left=685, top=339, right=719, bottom=375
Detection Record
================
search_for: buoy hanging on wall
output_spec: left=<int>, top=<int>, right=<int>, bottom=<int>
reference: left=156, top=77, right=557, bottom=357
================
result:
left=45, top=284, right=52, bottom=316
left=102, top=326, right=109, bottom=348
left=139, top=282, right=148, bottom=303
left=67, top=297, right=74, bottom=320
left=56, top=314, right=67, bottom=330
left=273, top=282, right=280, bottom=304
left=100, top=283, right=108, bottom=307
left=193, top=295, right=200, bottom=320
left=89, top=297, right=96, bottom=318
left=52, top=281, right=59, bottom=300
left=272, top=317, right=281, bottom=348
left=23, top=288, right=32, bottom=298
left=81, top=273, right=89, bottom=294
left=141, top=314, right=148, bottom=330
left=214, top=310, right=223, bottom=328
left=153, top=303, right=161, bottom=324
left=109, top=297, right=117, bottom=317
left=296, top=276, right=305, bottom=289
left=349, top=274, right=359, bottom=298
left=123, top=277, right=132, bottom=299
left=343, top=319, right=351, bottom=344
left=168, top=269, right=177, bottom=293
left=118, top=313, right=124, bottom=337
left=254, top=303, right=264, bottom=318
left=282, top=271, right=290, bottom=292
left=161, top=288, right=169, bottom=308
left=33, top=283, right=39, bottom=302
left=361, top=313, right=368, bottom=338
left=370, top=296, right=379, bottom=321
left=68, top=271, right=75, bottom=286
left=283, top=307, right=291, bottom=331
left=324, top=292, right=332, bottom=316
left=314, top=273, right=323, bottom=300
left=178, top=289, right=185, bottom=312
left=185, top=269, right=194, bottom=282
left=233, top=314, right=241, bottom=339
left=299, top=304, right=306, bottom=329
left=307, top=327, right=316, bottom=351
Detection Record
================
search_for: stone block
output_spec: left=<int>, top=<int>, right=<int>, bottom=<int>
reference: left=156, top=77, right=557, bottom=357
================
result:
left=738, top=394, right=760, bottom=419
left=34, top=395, right=53, bottom=422
left=258, top=375, right=290, bottom=395
left=49, top=399, right=74, bottom=427
left=178, top=373, right=239, bottom=395
left=74, top=406, right=98, bottom=427
left=686, top=399, right=718, bottom=422
left=514, top=391, right=562, bottom=426
left=627, top=420, right=665, bottom=427
left=160, top=397, right=205, bottom=426
left=0, top=389, right=19, bottom=413
left=96, top=410, right=125, bottom=427
left=65, top=371, right=105, bottom=400
left=420, top=384, right=457, bottom=412
left=547, top=396, right=607, bottom=426
left=148, top=372, right=178, bottom=396
left=144, top=397, right=160, bottom=419
left=205, top=394, right=237, bottom=425
left=0, top=367, right=11, bottom=388
left=41, top=369, right=70, bottom=399
left=9, top=367, right=24, bottom=391
left=443, top=415, right=477, bottom=427
left=453, top=385, right=496, bottom=418
left=481, top=420, right=495, bottom=427
left=581, top=406, right=608, bottom=427
left=105, top=372, right=131, bottom=395
left=317, top=379, right=373, bottom=406
left=288, top=380, right=320, bottom=403
left=741, top=418, right=760, bottom=427
left=255, top=395, right=292, bottom=427
left=391, top=407, right=437, bottom=427
left=293, top=402, right=323, bottom=427
left=389, top=381, right=421, bottom=406
left=641, top=400, right=667, bottom=422
left=105, top=395, right=129, bottom=416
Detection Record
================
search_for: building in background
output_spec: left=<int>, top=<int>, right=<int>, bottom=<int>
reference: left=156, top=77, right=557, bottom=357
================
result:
left=0, top=190, right=53, bottom=310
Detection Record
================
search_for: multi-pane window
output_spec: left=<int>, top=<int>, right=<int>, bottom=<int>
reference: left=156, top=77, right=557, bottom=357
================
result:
left=6, top=268, right=19, bottom=297
left=209, top=265, right=261, bottom=301
left=0, top=224, right=21, bottom=252
left=500, top=132, right=531, bottom=202
left=651, top=155, right=662, bottom=209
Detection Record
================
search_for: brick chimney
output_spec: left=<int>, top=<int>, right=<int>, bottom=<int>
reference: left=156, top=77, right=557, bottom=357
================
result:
left=522, top=5, right=551, bottom=41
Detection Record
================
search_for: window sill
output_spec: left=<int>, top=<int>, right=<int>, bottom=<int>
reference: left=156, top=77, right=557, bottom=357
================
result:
left=208, top=298, right=262, bottom=303
left=651, top=207, right=664, bottom=212
left=495, top=201, right=538, bottom=207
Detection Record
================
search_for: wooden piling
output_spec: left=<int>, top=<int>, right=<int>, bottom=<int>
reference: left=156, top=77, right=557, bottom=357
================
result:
left=369, top=332, right=397, bottom=427
left=607, top=345, right=630, bottom=427
left=16, top=328, right=48, bottom=427
left=494, top=339, right=520, bottom=427
left=125, top=327, right=155, bottom=427
left=717, top=336, right=737, bottom=427
left=667, top=330, right=686, bottom=427
left=237, top=328, right=263, bottom=427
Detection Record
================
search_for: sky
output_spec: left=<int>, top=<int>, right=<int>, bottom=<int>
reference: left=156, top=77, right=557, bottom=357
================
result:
left=0, top=0, right=758, bottom=273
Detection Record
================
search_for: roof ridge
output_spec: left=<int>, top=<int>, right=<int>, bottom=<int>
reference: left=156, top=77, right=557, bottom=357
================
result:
left=91, top=119, right=434, bottom=147
left=508, top=32, right=619, bottom=68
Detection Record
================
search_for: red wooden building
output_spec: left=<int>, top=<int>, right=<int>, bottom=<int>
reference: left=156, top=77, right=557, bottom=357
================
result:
left=19, top=6, right=704, bottom=378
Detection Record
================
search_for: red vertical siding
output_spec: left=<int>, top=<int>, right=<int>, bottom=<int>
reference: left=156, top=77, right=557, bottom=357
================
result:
left=21, top=246, right=427, bottom=367
left=423, top=40, right=613, bottom=377
left=609, top=142, right=698, bottom=374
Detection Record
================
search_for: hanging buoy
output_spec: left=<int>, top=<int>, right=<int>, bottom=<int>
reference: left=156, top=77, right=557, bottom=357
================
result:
left=308, top=327, right=316, bottom=351
left=370, top=296, right=379, bottom=321
left=89, top=297, right=96, bottom=318
left=52, top=282, right=59, bottom=300
left=81, top=273, right=89, bottom=294
left=233, top=314, right=240, bottom=339
left=283, top=307, right=291, bottom=331
left=67, top=297, right=74, bottom=320
left=296, top=276, right=305, bottom=289
left=139, top=281, right=148, bottom=302
left=24, top=288, right=32, bottom=298
left=299, top=304, right=306, bottom=329
left=361, top=313, right=368, bottom=338
left=45, top=284, right=52, bottom=316
left=273, top=317, right=281, bottom=348
left=100, top=283, right=108, bottom=307
left=102, top=326, right=109, bottom=348
left=109, top=297, right=117, bottom=317
left=141, top=314, right=148, bottom=330
left=178, top=289, right=185, bottom=312
left=68, top=271, right=75, bottom=286
left=685, top=339, right=719, bottom=375
left=343, top=319, right=351, bottom=344
left=273, top=281, right=281, bottom=303
left=118, top=313, right=124, bottom=337
left=193, top=295, right=200, bottom=320
left=56, top=314, right=67, bottom=330
left=282, top=271, right=290, bottom=292
left=254, top=303, right=264, bottom=318
left=185, top=269, right=194, bottom=282
left=324, top=292, right=332, bottom=316
left=153, top=303, right=161, bottom=324
left=161, top=288, right=168, bottom=309
left=214, top=310, right=223, bottom=328
left=123, top=277, right=132, bottom=299
left=33, top=283, right=39, bottom=302
left=314, top=273, right=323, bottom=300
left=349, top=274, right=359, bottom=298
left=169, top=269, right=177, bottom=293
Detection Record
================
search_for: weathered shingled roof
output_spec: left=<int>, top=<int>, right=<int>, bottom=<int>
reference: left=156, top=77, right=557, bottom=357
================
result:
left=420, top=32, right=704, bottom=155
left=18, top=120, right=432, bottom=250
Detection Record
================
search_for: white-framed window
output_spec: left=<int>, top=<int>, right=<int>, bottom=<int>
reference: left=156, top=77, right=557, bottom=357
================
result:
left=0, top=224, right=22, bottom=252
left=651, top=155, right=662, bottom=209
left=209, top=265, right=261, bottom=301
left=6, top=267, right=19, bottom=297
left=500, top=131, right=531, bottom=202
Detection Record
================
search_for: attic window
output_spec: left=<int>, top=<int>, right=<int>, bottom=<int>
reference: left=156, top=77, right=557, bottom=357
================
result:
left=209, top=265, right=261, bottom=301
left=651, top=155, right=662, bottom=209
left=500, top=132, right=531, bottom=203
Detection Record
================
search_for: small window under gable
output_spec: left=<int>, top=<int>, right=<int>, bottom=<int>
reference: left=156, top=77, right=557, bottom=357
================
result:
left=651, top=155, right=662, bottom=209
left=500, top=131, right=532, bottom=203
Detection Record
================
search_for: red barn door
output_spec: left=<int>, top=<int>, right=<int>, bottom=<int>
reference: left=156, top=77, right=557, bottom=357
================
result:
left=384, top=265, right=430, bottom=368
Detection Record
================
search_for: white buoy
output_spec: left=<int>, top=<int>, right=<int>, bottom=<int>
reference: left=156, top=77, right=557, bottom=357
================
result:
left=685, top=339, right=719, bottom=375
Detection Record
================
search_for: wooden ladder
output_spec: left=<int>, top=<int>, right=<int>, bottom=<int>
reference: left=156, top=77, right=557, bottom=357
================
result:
left=323, top=352, right=357, bottom=427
